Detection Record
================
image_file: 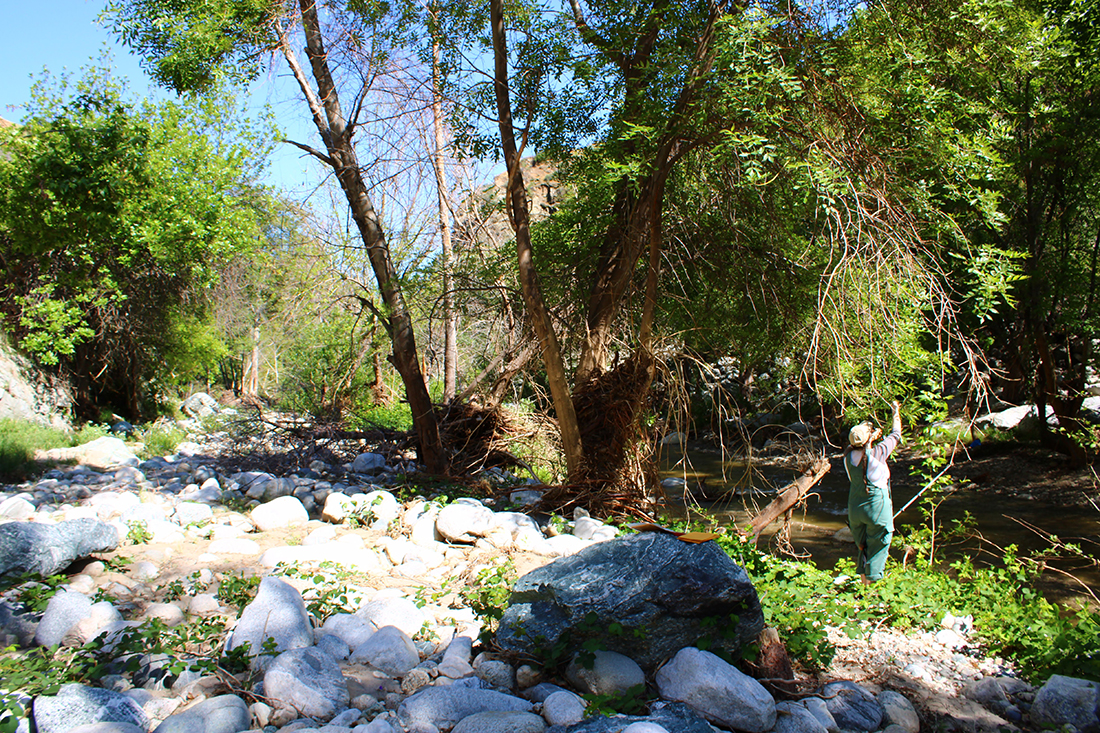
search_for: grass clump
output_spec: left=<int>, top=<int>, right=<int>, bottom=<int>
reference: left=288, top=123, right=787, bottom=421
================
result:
left=140, top=424, right=187, bottom=459
left=0, top=418, right=71, bottom=482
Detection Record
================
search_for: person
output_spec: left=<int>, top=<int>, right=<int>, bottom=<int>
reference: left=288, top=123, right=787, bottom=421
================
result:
left=844, top=400, right=902, bottom=583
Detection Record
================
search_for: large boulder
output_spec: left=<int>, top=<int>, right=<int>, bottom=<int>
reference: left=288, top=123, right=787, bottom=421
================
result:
left=0, top=519, right=119, bottom=580
left=181, top=392, right=220, bottom=419
left=36, top=437, right=138, bottom=470
left=496, top=532, right=764, bottom=670
left=1031, top=675, right=1100, bottom=731
left=226, top=577, right=312, bottom=666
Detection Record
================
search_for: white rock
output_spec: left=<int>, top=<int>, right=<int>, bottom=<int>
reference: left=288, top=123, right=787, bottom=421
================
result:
left=304, top=525, right=338, bottom=546
left=188, top=594, right=222, bottom=616
left=139, top=603, right=185, bottom=627
left=322, top=614, right=376, bottom=650
left=358, top=597, right=427, bottom=638
left=251, top=496, right=309, bottom=531
left=542, top=690, right=586, bottom=727
left=435, top=501, right=496, bottom=543
left=565, top=650, right=644, bottom=696
left=173, top=502, right=213, bottom=525
left=0, top=496, right=36, bottom=519
left=543, top=534, right=590, bottom=556
left=351, top=625, right=420, bottom=677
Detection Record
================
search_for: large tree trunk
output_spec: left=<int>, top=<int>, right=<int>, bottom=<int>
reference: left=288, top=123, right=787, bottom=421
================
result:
left=490, top=0, right=585, bottom=480
left=290, top=0, right=445, bottom=473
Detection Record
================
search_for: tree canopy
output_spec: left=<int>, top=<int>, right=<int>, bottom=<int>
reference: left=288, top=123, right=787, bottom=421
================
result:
left=0, top=68, right=270, bottom=418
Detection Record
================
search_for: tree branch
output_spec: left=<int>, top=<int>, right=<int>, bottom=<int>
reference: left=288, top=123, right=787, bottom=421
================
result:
left=280, top=137, right=334, bottom=166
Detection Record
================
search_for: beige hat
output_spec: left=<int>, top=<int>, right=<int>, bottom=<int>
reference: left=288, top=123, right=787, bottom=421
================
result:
left=849, top=422, right=875, bottom=447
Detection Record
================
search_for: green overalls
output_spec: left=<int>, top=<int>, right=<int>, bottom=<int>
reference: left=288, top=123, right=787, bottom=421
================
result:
left=844, top=435, right=898, bottom=581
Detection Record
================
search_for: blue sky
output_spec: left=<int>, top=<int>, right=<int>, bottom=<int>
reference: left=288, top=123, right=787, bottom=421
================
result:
left=0, top=0, right=322, bottom=194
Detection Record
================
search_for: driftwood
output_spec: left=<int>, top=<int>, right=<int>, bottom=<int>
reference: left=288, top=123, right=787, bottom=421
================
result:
left=746, top=458, right=831, bottom=539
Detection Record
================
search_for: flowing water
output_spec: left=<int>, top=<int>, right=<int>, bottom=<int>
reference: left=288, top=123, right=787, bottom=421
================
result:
left=657, top=443, right=1100, bottom=605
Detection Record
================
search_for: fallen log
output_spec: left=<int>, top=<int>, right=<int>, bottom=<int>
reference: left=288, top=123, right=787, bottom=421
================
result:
left=746, top=458, right=831, bottom=539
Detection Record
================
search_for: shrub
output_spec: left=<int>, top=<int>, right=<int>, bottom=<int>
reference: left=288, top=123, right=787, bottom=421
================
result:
left=141, top=424, right=186, bottom=458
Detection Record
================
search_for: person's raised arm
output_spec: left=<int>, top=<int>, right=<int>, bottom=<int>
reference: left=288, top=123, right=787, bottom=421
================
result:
left=891, top=400, right=902, bottom=439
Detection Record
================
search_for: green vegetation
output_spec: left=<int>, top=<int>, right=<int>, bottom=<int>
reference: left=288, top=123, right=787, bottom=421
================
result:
left=0, top=419, right=72, bottom=482
left=0, top=66, right=271, bottom=420
left=716, top=527, right=1100, bottom=682
left=140, top=424, right=187, bottom=459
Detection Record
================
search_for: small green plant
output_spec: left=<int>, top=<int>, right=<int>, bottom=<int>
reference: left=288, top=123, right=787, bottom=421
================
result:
left=272, top=562, right=362, bottom=621
left=583, top=683, right=649, bottom=717
left=72, top=422, right=110, bottom=445
left=345, top=496, right=383, bottom=529
left=6, top=574, right=67, bottom=614
left=141, top=424, right=187, bottom=459
left=461, top=559, right=517, bottom=637
left=126, top=520, right=153, bottom=545
left=215, top=572, right=260, bottom=612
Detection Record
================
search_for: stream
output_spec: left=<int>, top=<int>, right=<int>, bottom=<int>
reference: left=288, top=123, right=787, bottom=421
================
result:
left=657, top=443, right=1100, bottom=606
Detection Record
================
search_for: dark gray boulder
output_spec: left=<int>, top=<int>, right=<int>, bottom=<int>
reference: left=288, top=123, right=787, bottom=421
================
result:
left=0, top=519, right=119, bottom=580
left=496, top=532, right=764, bottom=670
left=822, top=681, right=884, bottom=732
left=0, top=600, right=39, bottom=647
left=546, top=701, right=715, bottom=732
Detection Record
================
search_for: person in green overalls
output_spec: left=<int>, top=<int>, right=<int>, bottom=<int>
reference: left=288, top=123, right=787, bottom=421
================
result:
left=844, top=400, right=902, bottom=583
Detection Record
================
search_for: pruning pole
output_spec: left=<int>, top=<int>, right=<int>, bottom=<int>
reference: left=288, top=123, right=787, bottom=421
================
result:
left=893, top=448, right=958, bottom=520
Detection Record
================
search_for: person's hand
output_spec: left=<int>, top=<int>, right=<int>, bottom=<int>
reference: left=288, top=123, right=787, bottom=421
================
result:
left=891, top=400, right=900, bottom=414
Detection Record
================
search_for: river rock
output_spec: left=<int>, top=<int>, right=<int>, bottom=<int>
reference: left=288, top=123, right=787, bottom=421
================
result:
left=357, top=596, right=426, bottom=638
left=545, top=701, right=715, bottom=732
left=227, top=576, right=312, bottom=665
left=542, top=690, right=586, bottom=727
left=0, top=518, right=119, bottom=580
left=397, top=686, right=533, bottom=732
left=36, top=437, right=139, bottom=470
left=774, top=702, right=828, bottom=733
left=151, top=694, right=249, bottom=733
left=453, top=710, right=547, bottom=733
left=33, top=684, right=149, bottom=733
left=351, top=452, right=387, bottom=474
left=0, top=495, right=36, bottom=520
left=35, top=590, right=93, bottom=647
left=263, top=646, right=350, bottom=721
left=822, top=681, right=883, bottom=732
left=1031, top=675, right=1100, bottom=731
left=655, top=646, right=776, bottom=732
left=350, top=625, right=420, bottom=677
left=250, top=495, right=309, bottom=531
left=496, top=532, right=764, bottom=669
left=0, top=600, right=39, bottom=647
left=322, top=613, right=376, bottom=649
left=181, top=392, right=220, bottom=418
left=436, top=499, right=496, bottom=542
left=565, top=650, right=645, bottom=696
left=878, top=690, right=919, bottom=733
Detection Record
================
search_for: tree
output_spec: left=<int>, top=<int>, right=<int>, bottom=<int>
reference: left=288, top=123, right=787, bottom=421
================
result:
left=107, top=0, right=448, bottom=471
left=475, top=0, right=1004, bottom=503
left=0, top=69, right=266, bottom=418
